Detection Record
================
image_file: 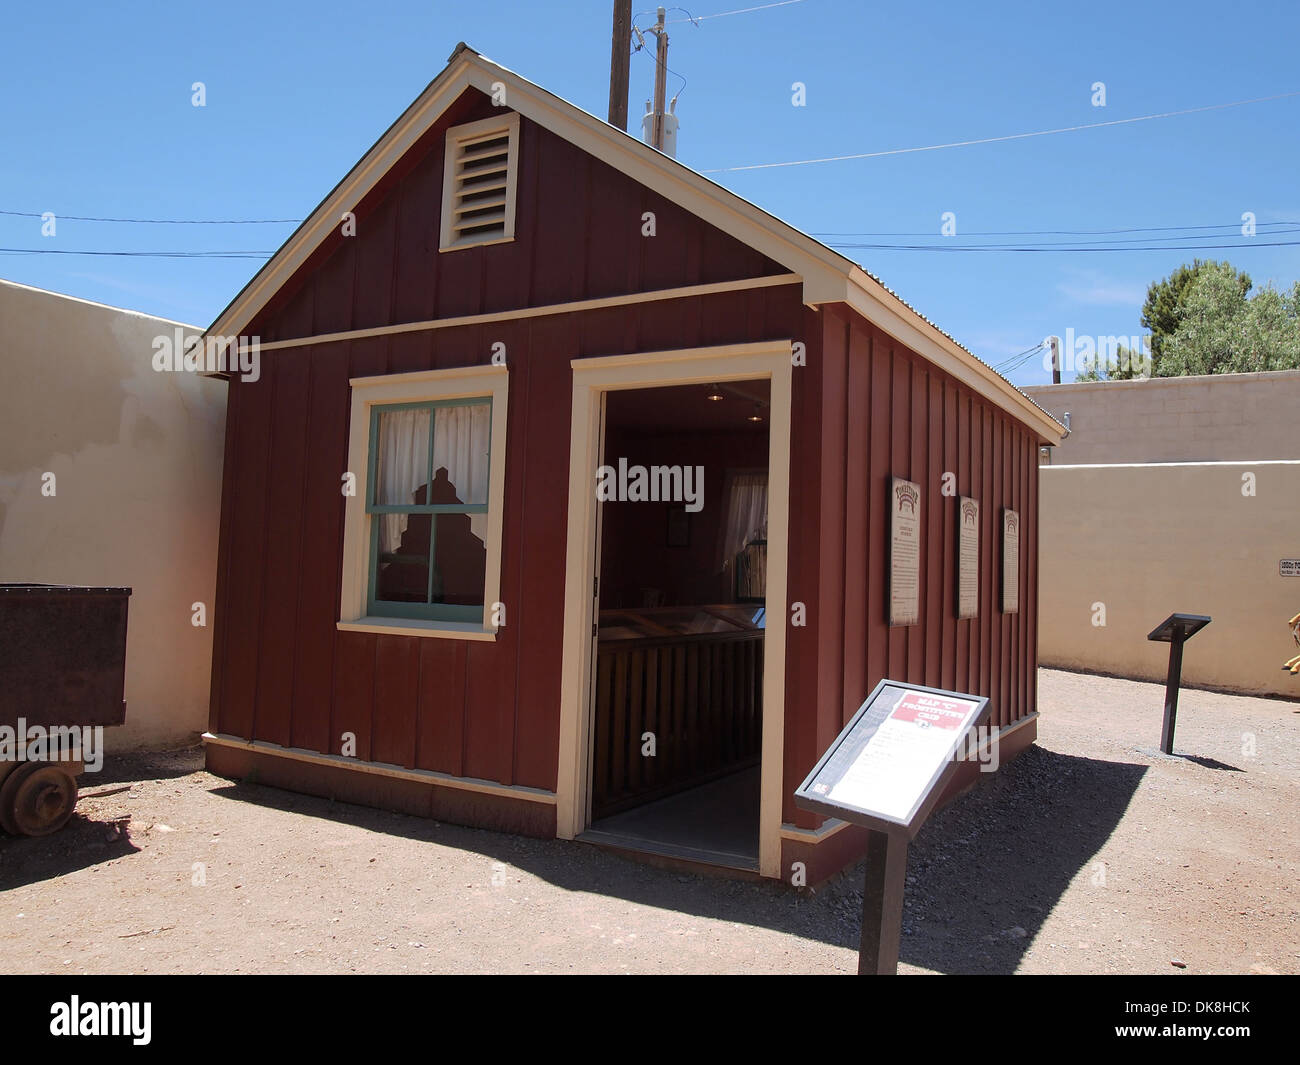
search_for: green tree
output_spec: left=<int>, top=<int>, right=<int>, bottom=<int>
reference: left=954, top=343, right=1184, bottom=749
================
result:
left=1145, top=260, right=1253, bottom=365
left=1074, top=338, right=1150, bottom=381
left=1076, top=260, right=1296, bottom=381
left=1159, top=263, right=1300, bottom=376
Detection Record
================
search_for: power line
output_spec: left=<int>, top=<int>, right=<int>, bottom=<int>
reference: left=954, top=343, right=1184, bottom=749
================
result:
left=836, top=232, right=1300, bottom=249
left=0, top=247, right=272, bottom=259
left=632, top=15, right=688, bottom=99
left=704, top=89, right=1300, bottom=173
left=825, top=239, right=1300, bottom=253
left=993, top=343, right=1045, bottom=373
left=666, top=0, right=809, bottom=23
left=813, top=221, right=1300, bottom=238
left=7, top=200, right=1295, bottom=242
left=0, top=208, right=297, bottom=225
left=832, top=229, right=1300, bottom=248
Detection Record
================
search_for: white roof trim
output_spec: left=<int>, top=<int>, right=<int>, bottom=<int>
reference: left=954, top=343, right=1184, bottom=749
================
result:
left=201, top=44, right=1063, bottom=443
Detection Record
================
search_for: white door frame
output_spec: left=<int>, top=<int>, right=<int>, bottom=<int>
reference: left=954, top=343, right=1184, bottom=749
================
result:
left=555, top=340, right=793, bottom=879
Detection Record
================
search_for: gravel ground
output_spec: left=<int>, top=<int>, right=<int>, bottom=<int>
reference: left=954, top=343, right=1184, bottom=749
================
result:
left=1, top=668, right=1296, bottom=974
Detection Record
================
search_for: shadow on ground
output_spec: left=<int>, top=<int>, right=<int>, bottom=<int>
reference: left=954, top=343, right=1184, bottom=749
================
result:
left=2, top=744, right=1146, bottom=972
left=0, top=748, right=199, bottom=889
left=196, top=744, right=1146, bottom=973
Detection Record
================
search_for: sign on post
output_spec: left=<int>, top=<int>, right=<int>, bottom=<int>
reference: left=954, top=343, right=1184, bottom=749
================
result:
left=1146, top=613, right=1211, bottom=754
left=795, top=680, right=991, bottom=974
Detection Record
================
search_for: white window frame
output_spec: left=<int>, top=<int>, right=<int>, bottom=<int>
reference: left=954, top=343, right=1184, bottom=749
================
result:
left=439, top=112, right=521, bottom=252
left=338, top=364, right=509, bottom=641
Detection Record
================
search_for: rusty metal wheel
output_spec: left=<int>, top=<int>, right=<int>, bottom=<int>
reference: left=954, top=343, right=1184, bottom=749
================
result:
left=0, top=761, right=78, bottom=836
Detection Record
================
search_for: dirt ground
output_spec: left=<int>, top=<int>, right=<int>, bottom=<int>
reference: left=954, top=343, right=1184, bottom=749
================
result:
left=2, top=668, right=1296, bottom=975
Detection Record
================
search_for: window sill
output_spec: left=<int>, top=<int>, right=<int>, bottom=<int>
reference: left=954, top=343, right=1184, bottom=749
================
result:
left=336, top=617, right=498, bottom=642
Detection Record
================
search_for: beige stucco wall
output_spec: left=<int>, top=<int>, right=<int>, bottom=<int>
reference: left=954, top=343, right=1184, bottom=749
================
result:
left=0, top=280, right=227, bottom=750
left=1040, top=462, right=1300, bottom=698
left=1026, top=370, right=1300, bottom=465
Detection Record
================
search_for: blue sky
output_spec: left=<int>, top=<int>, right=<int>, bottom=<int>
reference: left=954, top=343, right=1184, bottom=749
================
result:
left=3, top=0, right=1296, bottom=386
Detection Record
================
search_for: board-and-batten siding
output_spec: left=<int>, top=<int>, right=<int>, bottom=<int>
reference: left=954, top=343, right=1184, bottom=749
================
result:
left=210, top=290, right=803, bottom=789
left=208, top=83, right=1042, bottom=828
left=208, top=301, right=805, bottom=796
left=207, top=85, right=797, bottom=793
left=249, top=90, right=785, bottom=344
left=781, top=305, right=1039, bottom=828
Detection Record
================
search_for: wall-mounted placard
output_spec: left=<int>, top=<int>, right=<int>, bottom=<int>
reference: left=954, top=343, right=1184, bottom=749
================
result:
left=1002, top=508, right=1020, bottom=614
left=889, top=477, right=921, bottom=626
left=957, top=496, right=979, bottom=620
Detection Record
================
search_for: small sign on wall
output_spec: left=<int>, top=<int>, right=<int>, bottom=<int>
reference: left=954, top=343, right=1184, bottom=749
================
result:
left=957, top=497, right=979, bottom=620
left=1281, top=559, right=1300, bottom=577
left=889, top=477, right=921, bottom=626
left=1002, top=508, right=1020, bottom=614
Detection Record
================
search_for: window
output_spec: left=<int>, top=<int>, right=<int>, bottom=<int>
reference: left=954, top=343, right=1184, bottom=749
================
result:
left=340, top=366, right=509, bottom=639
left=439, top=113, right=520, bottom=251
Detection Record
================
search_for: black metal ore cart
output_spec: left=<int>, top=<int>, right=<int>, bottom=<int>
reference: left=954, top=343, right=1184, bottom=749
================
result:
left=0, top=584, right=131, bottom=836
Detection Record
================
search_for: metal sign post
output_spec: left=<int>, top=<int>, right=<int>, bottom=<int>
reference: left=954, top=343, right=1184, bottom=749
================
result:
left=859, top=828, right=909, bottom=974
left=795, top=680, right=991, bottom=975
left=1146, top=613, right=1211, bottom=755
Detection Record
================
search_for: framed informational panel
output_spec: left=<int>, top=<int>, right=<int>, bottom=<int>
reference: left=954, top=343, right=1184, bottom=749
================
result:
left=888, top=477, right=921, bottom=626
left=795, top=679, right=991, bottom=837
left=1002, top=508, right=1020, bottom=614
left=957, top=497, right=979, bottom=620
left=794, top=678, right=992, bottom=975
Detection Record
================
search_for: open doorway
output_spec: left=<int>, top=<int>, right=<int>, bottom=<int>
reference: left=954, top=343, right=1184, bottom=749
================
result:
left=580, top=379, right=771, bottom=871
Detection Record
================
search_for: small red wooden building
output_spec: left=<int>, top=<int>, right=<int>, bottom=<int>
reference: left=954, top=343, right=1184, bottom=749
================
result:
left=201, top=44, right=1065, bottom=884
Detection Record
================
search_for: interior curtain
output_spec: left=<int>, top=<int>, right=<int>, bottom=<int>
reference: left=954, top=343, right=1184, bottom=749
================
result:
left=433, top=405, right=491, bottom=542
left=376, top=404, right=491, bottom=550
left=376, top=409, right=430, bottom=553
left=720, top=472, right=768, bottom=573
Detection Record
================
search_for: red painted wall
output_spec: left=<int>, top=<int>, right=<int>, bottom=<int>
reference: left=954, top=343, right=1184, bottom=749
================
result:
left=208, top=86, right=1041, bottom=834
left=780, top=304, right=1040, bottom=828
left=207, top=88, right=800, bottom=796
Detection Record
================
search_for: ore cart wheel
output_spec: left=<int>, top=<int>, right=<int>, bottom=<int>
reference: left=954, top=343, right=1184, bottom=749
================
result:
left=0, top=761, right=79, bottom=837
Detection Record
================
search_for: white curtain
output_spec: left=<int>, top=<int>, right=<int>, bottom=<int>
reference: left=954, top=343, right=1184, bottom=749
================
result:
left=720, top=472, right=768, bottom=573
left=376, top=404, right=491, bottom=551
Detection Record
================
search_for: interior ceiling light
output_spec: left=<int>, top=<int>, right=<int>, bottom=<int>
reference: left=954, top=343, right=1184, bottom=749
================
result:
left=748, top=403, right=764, bottom=423
left=706, top=384, right=724, bottom=401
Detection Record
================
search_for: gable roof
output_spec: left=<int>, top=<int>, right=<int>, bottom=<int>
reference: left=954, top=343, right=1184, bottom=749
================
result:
left=203, top=43, right=1064, bottom=443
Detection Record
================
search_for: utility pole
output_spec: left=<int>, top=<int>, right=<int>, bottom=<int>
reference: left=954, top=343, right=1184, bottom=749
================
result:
left=650, top=6, right=669, bottom=150
left=607, top=0, right=632, bottom=130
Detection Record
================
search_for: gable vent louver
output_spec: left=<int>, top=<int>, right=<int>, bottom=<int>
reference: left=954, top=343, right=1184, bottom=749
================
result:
left=440, top=113, right=520, bottom=251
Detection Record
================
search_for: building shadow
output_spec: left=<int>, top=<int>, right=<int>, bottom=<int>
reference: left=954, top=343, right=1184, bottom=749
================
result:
left=193, top=743, right=1144, bottom=972
left=895, top=745, right=1147, bottom=973
left=3, top=743, right=1145, bottom=972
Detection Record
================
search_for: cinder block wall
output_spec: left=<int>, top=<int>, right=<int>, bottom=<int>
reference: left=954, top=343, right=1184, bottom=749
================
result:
left=0, top=280, right=227, bottom=750
left=1039, top=461, right=1300, bottom=697
left=1026, top=371, right=1300, bottom=465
